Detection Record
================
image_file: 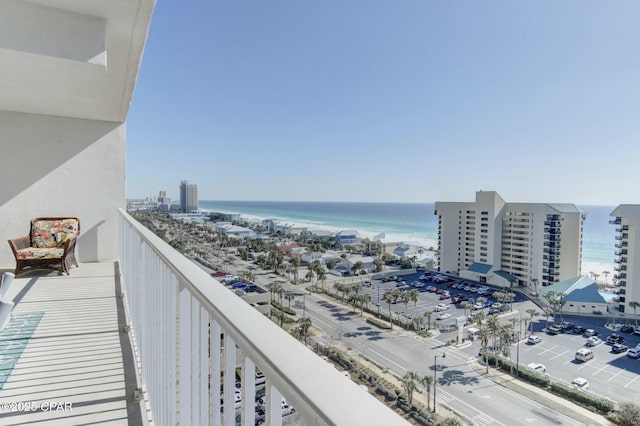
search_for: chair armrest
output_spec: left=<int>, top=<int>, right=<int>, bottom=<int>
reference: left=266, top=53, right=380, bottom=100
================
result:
left=62, top=236, right=79, bottom=255
left=8, top=236, right=30, bottom=254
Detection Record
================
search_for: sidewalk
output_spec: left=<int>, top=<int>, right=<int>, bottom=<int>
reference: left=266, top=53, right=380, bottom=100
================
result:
left=469, top=359, right=613, bottom=426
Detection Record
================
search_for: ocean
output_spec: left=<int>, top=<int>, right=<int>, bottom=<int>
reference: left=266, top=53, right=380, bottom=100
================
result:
left=199, top=200, right=617, bottom=273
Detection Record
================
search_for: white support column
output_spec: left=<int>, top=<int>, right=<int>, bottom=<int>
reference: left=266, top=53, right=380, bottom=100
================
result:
left=200, top=305, right=209, bottom=424
left=267, top=383, right=283, bottom=426
left=242, top=356, right=256, bottom=425
left=191, top=296, right=201, bottom=423
left=223, top=334, right=236, bottom=426
left=179, top=286, right=192, bottom=426
left=210, top=320, right=222, bottom=426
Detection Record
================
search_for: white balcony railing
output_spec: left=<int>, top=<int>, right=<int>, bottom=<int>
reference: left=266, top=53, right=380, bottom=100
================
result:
left=118, top=209, right=407, bottom=426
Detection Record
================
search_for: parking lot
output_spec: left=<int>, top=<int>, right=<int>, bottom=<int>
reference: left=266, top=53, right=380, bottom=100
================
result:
left=349, top=271, right=640, bottom=404
left=514, top=315, right=640, bottom=404
left=353, top=271, right=524, bottom=332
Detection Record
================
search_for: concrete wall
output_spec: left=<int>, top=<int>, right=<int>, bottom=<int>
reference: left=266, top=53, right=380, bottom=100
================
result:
left=0, top=110, right=124, bottom=268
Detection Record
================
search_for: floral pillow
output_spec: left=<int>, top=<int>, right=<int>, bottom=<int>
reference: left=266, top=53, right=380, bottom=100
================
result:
left=32, top=219, right=79, bottom=248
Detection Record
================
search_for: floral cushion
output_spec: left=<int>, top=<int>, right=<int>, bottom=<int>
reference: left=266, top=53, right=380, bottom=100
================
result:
left=16, top=247, right=64, bottom=260
left=31, top=219, right=79, bottom=248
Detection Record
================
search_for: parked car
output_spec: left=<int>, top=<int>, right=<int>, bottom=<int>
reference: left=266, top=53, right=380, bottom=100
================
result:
left=436, top=313, right=451, bottom=320
left=439, top=292, right=450, bottom=300
left=362, top=280, right=372, bottom=287
left=527, top=335, right=542, bottom=345
left=547, top=324, right=563, bottom=335
left=620, top=325, right=634, bottom=333
left=434, top=304, right=449, bottom=312
left=211, top=270, right=228, bottom=277
left=611, top=343, right=629, bottom=354
left=606, top=334, right=625, bottom=345
left=571, top=377, right=589, bottom=390
left=222, top=275, right=239, bottom=284
left=573, top=326, right=586, bottom=335
left=583, top=329, right=598, bottom=337
left=634, top=327, right=640, bottom=336
left=527, top=362, right=546, bottom=373
left=586, top=336, right=602, bottom=347
left=575, top=348, right=594, bottom=362
left=255, top=370, right=265, bottom=386
left=627, top=347, right=640, bottom=359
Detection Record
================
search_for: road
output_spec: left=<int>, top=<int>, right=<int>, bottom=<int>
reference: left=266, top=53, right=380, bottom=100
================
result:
left=203, top=257, right=589, bottom=425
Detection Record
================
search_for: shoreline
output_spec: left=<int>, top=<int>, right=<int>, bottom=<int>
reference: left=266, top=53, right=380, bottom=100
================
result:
left=200, top=206, right=615, bottom=280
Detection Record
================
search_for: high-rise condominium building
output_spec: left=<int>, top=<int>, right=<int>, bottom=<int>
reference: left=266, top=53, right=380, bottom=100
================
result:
left=435, top=191, right=585, bottom=293
left=610, top=205, right=640, bottom=314
left=179, top=180, right=198, bottom=213
left=158, top=190, right=167, bottom=204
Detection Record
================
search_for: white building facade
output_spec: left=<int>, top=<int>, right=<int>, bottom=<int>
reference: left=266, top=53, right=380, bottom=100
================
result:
left=435, top=191, right=585, bottom=292
left=610, top=205, right=640, bottom=315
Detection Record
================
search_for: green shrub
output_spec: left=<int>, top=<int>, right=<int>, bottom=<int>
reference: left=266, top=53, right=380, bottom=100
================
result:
left=366, top=317, right=392, bottom=329
left=550, top=382, right=614, bottom=414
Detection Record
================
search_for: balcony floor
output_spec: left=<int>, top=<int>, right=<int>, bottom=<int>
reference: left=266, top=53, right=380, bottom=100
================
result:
left=0, top=262, right=142, bottom=425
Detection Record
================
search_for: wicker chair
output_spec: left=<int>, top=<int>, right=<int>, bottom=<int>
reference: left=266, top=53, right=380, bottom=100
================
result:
left=8, top=217, right=80, bottom=275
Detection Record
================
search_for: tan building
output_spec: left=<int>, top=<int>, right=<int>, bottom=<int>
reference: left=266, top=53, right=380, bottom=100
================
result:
left=435, top=191, right=585, bottom=293
left=610, top=205, right=640, bottom=315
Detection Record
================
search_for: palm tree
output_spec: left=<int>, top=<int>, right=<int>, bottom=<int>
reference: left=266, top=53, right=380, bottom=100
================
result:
left=290, top=257, right=300, bottom=283
left=401, top=372, right=419, bottom=408
left=420, top=375, right=433, bottom=412
left=400, top=290, right=411, bottom=321
left=542, top=307, right=553, bottom=328
left=351, top=261, right=364, bottom=276
left=359, top=294, right=371, bottom=316
left=275, top=284, right=285, bottom=306
left=461, top=301, right=472, bottom=317
left=525, top=308, right=537, bottom=336
left=284, top=292, right=295, bottom=309
left=383, top=289, right=399, bottom=329
left=267, top=282, right=279, bottom=302
left=297, top=317, right=312, bottom=344
left=474, top=310, right=486, bottom=327
left=424, top=310, right=434, bottom=330
left=531, top=278, right=539, bottom=296
left=478, top=325, right=491, bottom=374
left=409, top=289, right=419, bottom=315
left=317, top=269, right=327, bottom=292
left=629, top=301, right=640, bottom=327
left=487, top=314, right=500, bottom=351
left=602, top=270, right=610, bottom=285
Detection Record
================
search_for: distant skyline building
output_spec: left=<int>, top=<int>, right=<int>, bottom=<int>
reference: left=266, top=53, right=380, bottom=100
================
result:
left=610, top=205, right=640, bottom=314
left=179, top=180, right=199, bottom=213
left=158, top=190, right=168, bottom=204
left=435, top=191, right=585, bottom=293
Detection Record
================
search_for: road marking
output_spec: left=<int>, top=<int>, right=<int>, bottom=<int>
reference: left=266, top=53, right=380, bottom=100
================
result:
left=607, top=368, right=625, bottom=382
left=537, top=345, right=558, bottom=356
left=367, top=348, right=407, bottom=372
left=473, top=413, right=495, bottom=425
left=550, top=350, right=569, bottom=360
left=591, top=364, right=608, bottom=376
left=624, top=374, right=640, bottom=388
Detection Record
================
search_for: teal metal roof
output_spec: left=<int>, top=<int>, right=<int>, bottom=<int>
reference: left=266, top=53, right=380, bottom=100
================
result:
left=494, top=270, right=518, bottom=282
left=467, top=262, right=492, bottom=274
left=540, top=275, right=607, bottom=304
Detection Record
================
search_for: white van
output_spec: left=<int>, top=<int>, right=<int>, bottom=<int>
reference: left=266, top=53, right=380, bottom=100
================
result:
left=575, top=348, right=594, bottom=362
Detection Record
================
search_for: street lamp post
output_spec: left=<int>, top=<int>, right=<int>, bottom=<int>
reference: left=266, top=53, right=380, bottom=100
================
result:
left=377, top=286, right=380, bottom=318
left=433, top=352, right=445, bottom=413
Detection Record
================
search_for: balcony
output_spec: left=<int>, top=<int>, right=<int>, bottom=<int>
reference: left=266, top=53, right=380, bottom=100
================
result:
left=0, top=210, right=406, bottom=426
left=609, top=218, right=621, bottom=225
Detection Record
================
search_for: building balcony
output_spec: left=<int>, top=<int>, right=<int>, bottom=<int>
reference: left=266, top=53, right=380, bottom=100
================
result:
left=609, top=218, right=622, bottom=225
left=0, top=210, right=406, bottom=426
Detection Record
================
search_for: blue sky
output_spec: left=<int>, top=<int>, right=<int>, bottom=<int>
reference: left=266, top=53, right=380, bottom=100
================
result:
left=127, top=1, right=639, bottom=205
